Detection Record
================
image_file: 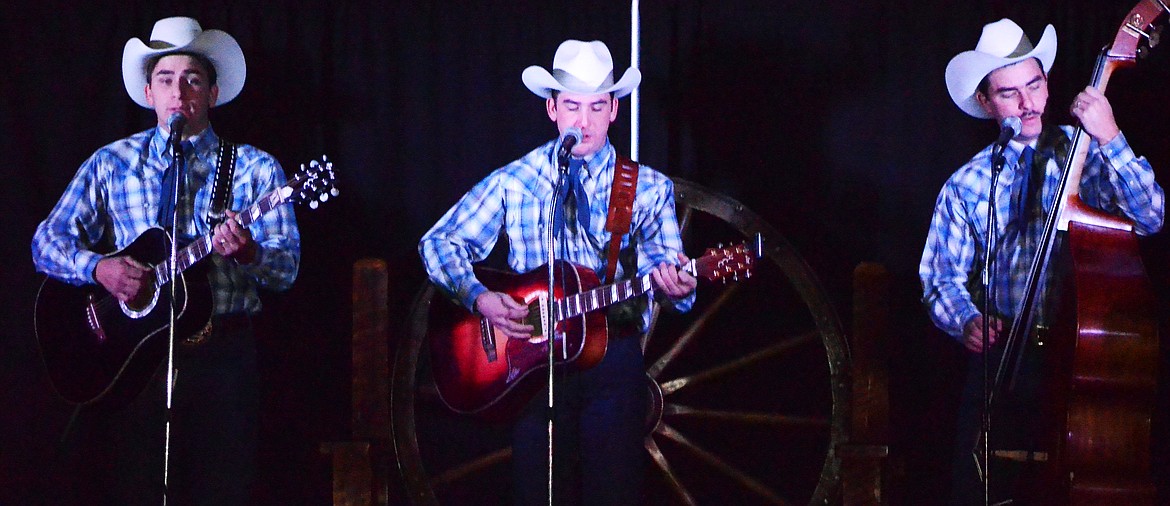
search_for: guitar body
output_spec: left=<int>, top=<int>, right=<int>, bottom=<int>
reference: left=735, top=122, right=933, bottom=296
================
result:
left=35, top=227, right=213, bottom=407
left=32, top=156, right=337, bottom=408
left=427, top=261, right=609, bottom=420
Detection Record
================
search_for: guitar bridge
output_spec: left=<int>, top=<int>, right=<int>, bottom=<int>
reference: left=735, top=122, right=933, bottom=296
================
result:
left=85, top=293, right=109, bottom=343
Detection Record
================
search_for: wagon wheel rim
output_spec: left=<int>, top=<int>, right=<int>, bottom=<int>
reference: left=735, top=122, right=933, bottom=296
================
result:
left=392, top=178, right=850, bottom=505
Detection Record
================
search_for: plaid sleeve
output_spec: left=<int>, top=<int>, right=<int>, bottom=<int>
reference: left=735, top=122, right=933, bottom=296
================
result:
left=633, top=174, right=694, bottom=314
left=234, top=151, right=301, bottom=292
left=31, top=153, right=110, bottom=286
left=419, top=170, right=508, bottom=310
left=920, top=180, right=981, bottom=340
left=1082, top=131, right=1165, bottom=236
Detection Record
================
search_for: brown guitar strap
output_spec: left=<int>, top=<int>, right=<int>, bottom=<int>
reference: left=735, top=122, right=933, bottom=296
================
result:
left=207, top=139, right=237, bottom=228
left=603, top=156, right=639, bottom=283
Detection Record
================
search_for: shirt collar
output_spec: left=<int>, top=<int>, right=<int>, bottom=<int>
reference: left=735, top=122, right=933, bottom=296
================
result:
left=1004, top=139, right=1039, bottom=171
left=150, top=124, right=219, bottom=165
left=565, top=140, right=615, bottom=180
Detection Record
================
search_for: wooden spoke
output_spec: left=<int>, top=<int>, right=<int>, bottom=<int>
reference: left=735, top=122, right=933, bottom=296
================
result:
left=658, top=330, right=819, bottom=395
left=677, top=203, right=696, bottom=235
left=429, top=448, right=511, bottom=489
left=656, top=423, right=794, bottom=505
left=645, top=435, right=699, bottom=505
left=663, top=403, right=829, bottom=429
left=646, top=283, right=742, bottom=380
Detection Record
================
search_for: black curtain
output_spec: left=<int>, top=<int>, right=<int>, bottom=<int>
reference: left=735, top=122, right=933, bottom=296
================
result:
left=4, top=1, right=1168, bottom=504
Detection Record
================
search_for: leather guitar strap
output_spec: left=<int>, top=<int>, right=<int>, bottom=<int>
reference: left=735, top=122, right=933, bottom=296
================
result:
left=207, top=139, right=237, bottom=228
left=603, top=156, right=639, bottom=283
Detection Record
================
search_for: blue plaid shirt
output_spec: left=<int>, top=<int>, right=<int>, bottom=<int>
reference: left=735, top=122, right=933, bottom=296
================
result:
left=32, top=126, right=301, bottom=315
left=419, top=139, right=694, bottom=326
left=920, top=127, right=1163, bottom=339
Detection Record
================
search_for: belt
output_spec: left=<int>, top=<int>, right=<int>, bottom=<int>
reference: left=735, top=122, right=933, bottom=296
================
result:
left=182, top=312, right=252, bottom=346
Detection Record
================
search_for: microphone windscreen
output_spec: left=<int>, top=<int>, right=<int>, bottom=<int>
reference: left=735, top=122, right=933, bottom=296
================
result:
left=168, top=112, right=187, bottom=133
left=563, top=126, right=583, bottom=145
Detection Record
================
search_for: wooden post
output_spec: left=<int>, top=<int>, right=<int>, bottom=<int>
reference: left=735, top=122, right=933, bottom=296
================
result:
left=320, top=258, right=391, bottom=505
left=352, top=258, right=390, bottom=439
left=840, top=262, right=892, bottom=505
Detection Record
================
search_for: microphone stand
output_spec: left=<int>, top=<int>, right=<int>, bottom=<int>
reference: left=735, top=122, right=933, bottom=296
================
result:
left=978, top=139, right=1010, bottom=506
left=161, top=128, right=186, bottom=505
left=543, top=137, right=572, bottom=506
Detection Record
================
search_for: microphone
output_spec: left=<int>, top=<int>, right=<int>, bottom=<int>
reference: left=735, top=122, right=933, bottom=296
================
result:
left=557, top=127, right=583, bottom=164
left=995, top=116, right=1022, bottom=147
left=167, top=112, right=187, bottom=152
left=168, top=112, right=187, bottom=133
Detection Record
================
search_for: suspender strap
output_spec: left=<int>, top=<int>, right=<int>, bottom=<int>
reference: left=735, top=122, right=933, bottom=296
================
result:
left=207, top=139, right=237, bottom=228
left=603, top=156, right=639, bottom=283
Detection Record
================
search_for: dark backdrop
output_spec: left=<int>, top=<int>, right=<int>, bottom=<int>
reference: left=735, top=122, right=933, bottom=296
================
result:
left=3, top=1, right=1169, bottom=504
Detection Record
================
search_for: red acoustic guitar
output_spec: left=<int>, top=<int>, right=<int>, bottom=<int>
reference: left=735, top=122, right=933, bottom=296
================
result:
left=427, top=238, right=761, bottom=420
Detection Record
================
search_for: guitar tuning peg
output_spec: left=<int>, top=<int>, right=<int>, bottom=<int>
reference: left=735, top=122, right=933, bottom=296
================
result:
left=310, top=160, right=319, bottom=168
left=330, top=188, right=340, bottom=197
left=309, top=200, right=319, bottom=210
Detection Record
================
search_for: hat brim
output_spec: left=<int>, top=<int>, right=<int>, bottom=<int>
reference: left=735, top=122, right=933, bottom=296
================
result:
left=945, top=24, right=1056, bottom=119
left=521, top=66, right=641, bottom=99
left=122, top=29, right=246, bottom=109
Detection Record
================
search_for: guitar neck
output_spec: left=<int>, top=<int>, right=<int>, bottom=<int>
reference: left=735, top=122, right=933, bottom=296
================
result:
left=153, top=187, right=286, bottom=286
left=555, top=260, right=696, bottom=321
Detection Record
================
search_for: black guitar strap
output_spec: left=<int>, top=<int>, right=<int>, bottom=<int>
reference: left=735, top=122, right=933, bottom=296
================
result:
left=207, top=139, right=237, bottom=228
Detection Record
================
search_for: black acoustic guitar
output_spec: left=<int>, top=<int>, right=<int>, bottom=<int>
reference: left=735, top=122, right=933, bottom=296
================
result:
left=35, top=157, right=337, bottom=407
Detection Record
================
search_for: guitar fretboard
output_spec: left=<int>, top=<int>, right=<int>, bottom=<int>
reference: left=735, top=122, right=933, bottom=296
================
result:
left=154, top=186, right=290, bottom=286
left=555, top=273, right=655, bottom=321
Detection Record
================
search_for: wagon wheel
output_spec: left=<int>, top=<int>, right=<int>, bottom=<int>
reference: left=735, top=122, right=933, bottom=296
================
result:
left=392, top=178, right=850, bottom=505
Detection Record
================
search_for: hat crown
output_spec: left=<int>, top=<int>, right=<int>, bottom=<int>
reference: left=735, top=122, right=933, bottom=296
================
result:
left=552, top=40, right=615, bottom=90
left=974, top=19, right=1033, bottom=58
left=148, top=17, right=204, bottom=49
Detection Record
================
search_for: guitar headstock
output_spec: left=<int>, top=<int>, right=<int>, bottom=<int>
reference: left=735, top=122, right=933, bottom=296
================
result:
left=283, top=156, right=339, bottom=209
left=691, top=233, right=764, bottom=283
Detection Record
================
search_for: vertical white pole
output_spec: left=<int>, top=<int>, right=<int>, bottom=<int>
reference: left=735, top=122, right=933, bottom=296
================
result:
left=630, top=0, right=640, bottom=161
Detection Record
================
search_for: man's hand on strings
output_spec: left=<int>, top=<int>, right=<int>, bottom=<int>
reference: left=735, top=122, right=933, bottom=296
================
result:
left=212, top=210, right=258, bottom=264
left=1071, top=87, right=1121, bottom=145
left=476, top=291, right=534, bottom=340
left=962, top=315, right=1003, bottom=353
left=95, top=256, right=152, bottom=304
left=651, top=252, right=698, bottom=299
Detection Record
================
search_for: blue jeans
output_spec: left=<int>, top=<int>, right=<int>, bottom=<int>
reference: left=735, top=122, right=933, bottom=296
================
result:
left=511, top=334, right=648, bottom=506
left=63, top=314, right=259, bottom=506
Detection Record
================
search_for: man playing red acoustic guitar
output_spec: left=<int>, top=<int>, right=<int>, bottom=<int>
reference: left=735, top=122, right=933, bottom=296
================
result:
left=420, top=39, right=696, bottom=505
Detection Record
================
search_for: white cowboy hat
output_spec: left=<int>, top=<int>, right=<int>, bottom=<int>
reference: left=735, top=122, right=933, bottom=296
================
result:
left=945, top=19, right=1057, bottom=119
left=522, top=39, right=641, bottom=99
left=121, top=17, right=246, bottom=108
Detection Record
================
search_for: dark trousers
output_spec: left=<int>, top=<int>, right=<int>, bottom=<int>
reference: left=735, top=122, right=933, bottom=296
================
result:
left=949, top=339, right=1050, bottom=506
left=53, top=314, right=259, bottom=506
left=511, top=334, right=648, bottom=506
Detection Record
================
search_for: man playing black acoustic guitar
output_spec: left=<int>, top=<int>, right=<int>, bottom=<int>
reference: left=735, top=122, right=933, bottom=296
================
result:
left=31, top=17, right=300, bottom=505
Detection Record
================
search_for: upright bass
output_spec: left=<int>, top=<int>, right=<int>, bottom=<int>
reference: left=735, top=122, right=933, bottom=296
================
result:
left=987, top=2, right=1168, bottom=503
